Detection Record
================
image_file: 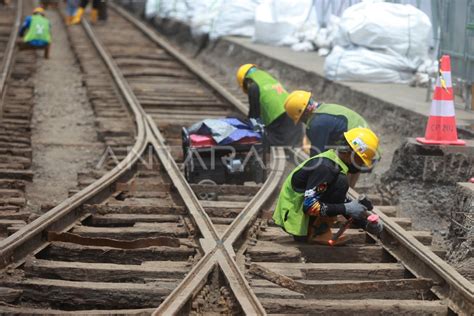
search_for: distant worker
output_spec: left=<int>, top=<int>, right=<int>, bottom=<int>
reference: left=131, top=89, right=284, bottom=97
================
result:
left=65, top=0, right=79, bottom=25
left=284, top=90, right=372, bottom=186
left=236, top=64, right=302, bottom=146
left=18, top=7, right=51, bottom=59
left=71, top=0, right=99, bottom=24
left=272, top=127, right=383, bottom=244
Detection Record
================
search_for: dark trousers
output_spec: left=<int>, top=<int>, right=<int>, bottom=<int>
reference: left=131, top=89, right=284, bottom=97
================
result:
left=266, top=114, right=303, bottom=147
left=293, top=173, right=349, bottom=242
left=80, top=0, right=100, bottom=9
left=17, top=41, right=50, bottom=59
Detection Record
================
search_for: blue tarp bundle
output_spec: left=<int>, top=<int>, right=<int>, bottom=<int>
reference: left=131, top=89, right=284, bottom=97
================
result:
left=188, top=118, right=261, bottom=145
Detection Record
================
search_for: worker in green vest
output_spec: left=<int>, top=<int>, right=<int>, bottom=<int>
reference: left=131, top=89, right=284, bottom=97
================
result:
left=272, top=128, right=383, bottom=244
left=284, top=90, right=372, bottom=187
left=236, top=64, right=302, bottom=146
left=18, top=7, right=51, bottom=59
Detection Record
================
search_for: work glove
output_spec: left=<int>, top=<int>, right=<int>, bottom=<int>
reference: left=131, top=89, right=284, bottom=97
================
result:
left=303, top=197, right=319, bottom=216
left=344, top=200, right=367, bottom=220
left=366, top=220, right=384, bottom=236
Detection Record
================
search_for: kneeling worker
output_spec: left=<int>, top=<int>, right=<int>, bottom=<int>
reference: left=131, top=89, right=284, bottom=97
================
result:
left=236, top=64, right=302, bottom=146
left=18, top=7, right=51, bottom=59
left=284, top=90, right=371, bottom=186
left=272, top=127, right=383, bottom=244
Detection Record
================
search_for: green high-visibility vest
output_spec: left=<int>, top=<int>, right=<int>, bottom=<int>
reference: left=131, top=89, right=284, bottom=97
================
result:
left=309, top=103, right=368, bottom=130
left=24, top=15, right=51, bottom=43
left=246, top=69, right=287, bottom=126
left=272, top=150, right=348, bottom=236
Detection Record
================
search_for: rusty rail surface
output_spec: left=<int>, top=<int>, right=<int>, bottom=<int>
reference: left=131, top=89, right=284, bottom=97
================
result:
left=0, top=0, right=470, bottom=313
left=0, top=0, right=22, bottom=118
left=84, top=12, right=285, bottom=313
left=0, top=3, right=285, bottom=315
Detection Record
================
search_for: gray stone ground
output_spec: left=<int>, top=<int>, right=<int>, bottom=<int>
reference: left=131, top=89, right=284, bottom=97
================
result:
left=26, top=10, right=103, bottom=212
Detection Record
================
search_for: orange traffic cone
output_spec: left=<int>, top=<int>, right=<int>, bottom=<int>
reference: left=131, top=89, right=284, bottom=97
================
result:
left=416, top=55, right=465, bottom=146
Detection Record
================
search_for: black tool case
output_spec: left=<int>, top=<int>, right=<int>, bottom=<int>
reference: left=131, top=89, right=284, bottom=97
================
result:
left=181, top=127, right=266, bottom=185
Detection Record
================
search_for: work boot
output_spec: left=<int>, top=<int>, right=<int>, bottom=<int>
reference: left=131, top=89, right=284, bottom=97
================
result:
left=90, top=9, right=98, bottom=23
left=70, top=7, right=84, bottom=25
left=65, top=15, right=73, bottom=25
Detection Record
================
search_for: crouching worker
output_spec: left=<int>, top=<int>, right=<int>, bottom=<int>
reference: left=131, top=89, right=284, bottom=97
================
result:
left=272, top=127, right=383, bottom=244
left=17, top=7, right=51, bottom=59
left=236, top=64, right=302, bottom=147
left=284, top=90, right=372, bottom=187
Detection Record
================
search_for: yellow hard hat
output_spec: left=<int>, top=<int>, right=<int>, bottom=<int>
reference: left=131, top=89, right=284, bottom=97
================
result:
left=33, top=7, right=45, bottom=14
left=344, top=127, right=379, bottom=168
left=236, top=64, right=256, bottom=93
left=284, top=90, right=312, bottom=124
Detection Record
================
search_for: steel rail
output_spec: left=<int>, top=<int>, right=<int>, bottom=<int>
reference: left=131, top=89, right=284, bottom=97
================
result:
left=144, top=115, right=219, bottom=248
left=110, top=0, right=288, bottom=258
left=88, top=4, right=474, bottom=314
left=111, top=5, right=285, bottom=314
left=147, top=115, right=269, bottom=314
left=0, top=0, right=23, bottom=119
left=0, top=16, right=149, bottom=269
left=111, top=3, right=247, bottom=115
left=83, top=16, right=221, bottom=247
left=0, top=4, right=276, bottom=314
left=222, top=146, right=286, bottom=257
left=290, top=148, right=474, bottom=315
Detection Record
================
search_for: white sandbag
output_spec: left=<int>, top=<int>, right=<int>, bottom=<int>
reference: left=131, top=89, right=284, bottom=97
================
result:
left=253, top=0, right=316, bottom=46
left=167, top=0, right=188, bottom=22
left=314, top=0, right=362, bottom=27
left=187, top=0, right=224, bottom=36
left=313, top=15, right=340, bottom=53
left=156, top=0, right=174, bottom=18
left=145, top=0, right=160, bottom=18
left=334, top=2, right=432, bottom=62
left=209, top=0, right=263, bottom=40
left=324, top=46, right=416, bottom=83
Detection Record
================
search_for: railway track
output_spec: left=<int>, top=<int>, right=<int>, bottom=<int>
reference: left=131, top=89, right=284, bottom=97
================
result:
left=0, top=1, right=472, bottom=314
left=0, top=0, right=39, bottom=239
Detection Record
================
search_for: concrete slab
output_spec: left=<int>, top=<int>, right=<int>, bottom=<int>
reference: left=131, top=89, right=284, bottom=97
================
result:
left=224, top=37, right=474, bottom=134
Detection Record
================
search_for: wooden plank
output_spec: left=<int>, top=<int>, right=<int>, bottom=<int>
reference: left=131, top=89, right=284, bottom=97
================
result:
left=0, top=169, right=33, bottom=180
left=200, top=200, right=248, bottom=209
left=47, top=231, right=182, bottom=248
left=251, top=279, right=433, bottom=300
left=25, top=259, right=190, bottom=282
left=83, top=203, right=186, bottom=215
left=261, top=298, right=448, bottom=315
left=393, top=217, right=412, bottom=230
left=88, top=214, right=181, bottom=226
left=376, top=206, right=398, bottom=217
left=258, top=227, right=367, bottom=244
left=0, top=219, right=26, bottom=230
left=71, top=223, right=188, bottom=239
left=252, top=286, right=305, bottom=299
left=0, top=286, right=22, bottom=303
left=3, top=278, right=175, bottom=310
left=0, top=211, right=29, bottom=220
left=40, top=242, right=195, bottom=264
left=247, top=241, right=390, bottom=263
left=0, top=306, right=155, bottom=315
left=249, top=263, right=433, bottom=296
left=410, top=231, right=432, bottom=245
left=210, top=217, right=234, bottom=225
